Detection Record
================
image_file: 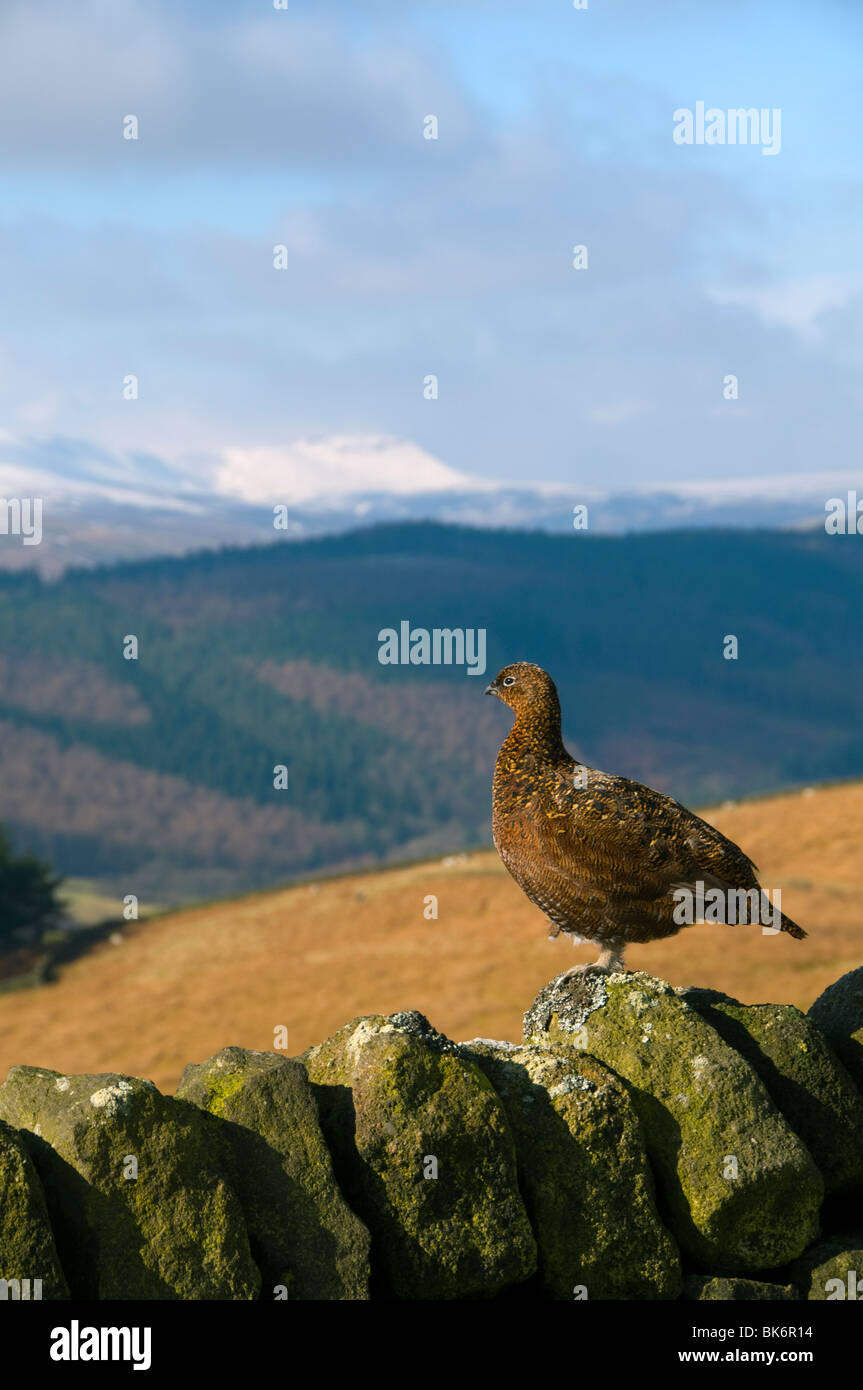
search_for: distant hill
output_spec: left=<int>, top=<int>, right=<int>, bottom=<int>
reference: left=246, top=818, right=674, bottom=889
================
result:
left=0, top=779, right=859, bottom=1095
left=1, top=454, right=856, bottom=578
left=0, top=521, right=862, bottom=905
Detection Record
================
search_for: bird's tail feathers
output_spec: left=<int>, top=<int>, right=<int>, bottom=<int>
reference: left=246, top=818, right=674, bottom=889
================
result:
left=778, top=911, right=807, bottom=940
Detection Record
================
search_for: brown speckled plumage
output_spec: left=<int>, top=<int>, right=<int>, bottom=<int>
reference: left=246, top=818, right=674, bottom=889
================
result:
left=486, top=662, right=806, bottom=973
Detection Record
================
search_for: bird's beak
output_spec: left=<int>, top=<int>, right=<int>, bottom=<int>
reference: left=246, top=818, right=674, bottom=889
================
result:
left=484, top=682, right=497, bottom=696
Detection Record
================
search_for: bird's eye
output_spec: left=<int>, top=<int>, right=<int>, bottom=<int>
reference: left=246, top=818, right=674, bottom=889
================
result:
left=503, top=676, right=516, bottom=686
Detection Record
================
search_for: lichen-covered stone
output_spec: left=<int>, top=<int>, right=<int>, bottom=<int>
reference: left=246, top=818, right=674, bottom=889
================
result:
left=177, top=1046, right=370, bottom=1300
left=524, top=970, right=823, bottom=1272
left=786, top=1230, right=863, bottom=1300
left=299, top=1011, right=537, bottom=1299
left=683, top=1275, right=796, bottom=1301
left=0, top=1066, right=260, bottom=1300
left=0, top=1118, right=68, bottom=1300
left=679, top=988, right=863, bottom=1200
left=459, top=1038, right=680, bottom=1299
left=808, top=968, right=863, bottom=1094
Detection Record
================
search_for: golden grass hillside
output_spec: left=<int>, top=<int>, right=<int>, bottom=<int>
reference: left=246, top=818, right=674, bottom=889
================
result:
left=1, top=780, right=861, bottom=1094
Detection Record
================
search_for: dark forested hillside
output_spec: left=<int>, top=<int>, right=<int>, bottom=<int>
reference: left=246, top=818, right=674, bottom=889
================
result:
left=0, top=522, right=861, bottom=904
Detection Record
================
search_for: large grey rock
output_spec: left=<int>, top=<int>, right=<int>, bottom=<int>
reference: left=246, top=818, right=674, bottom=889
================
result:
left=679, top=988, right=863, bottom=1199
left=177, top=1046, right=370, bottom=1300
left=524, top=970, right=824, bottom=1272
left=300, top=1012, right=537, bottom=1299
left=809, top=968, right=863, bottom=1094
left=460, top=1039, right=680, bottom=1299
left=0, top=1066, right=260, bottom=1300
left=0, top=1117, right=68, bottom=1300
left=786, top=1230, right=863, bottom=1300
left=683, top=1275, right=796, bottom=1301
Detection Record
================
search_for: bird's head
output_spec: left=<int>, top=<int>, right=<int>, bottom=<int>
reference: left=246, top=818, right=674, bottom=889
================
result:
left=484, top=662, right=560, bottom=717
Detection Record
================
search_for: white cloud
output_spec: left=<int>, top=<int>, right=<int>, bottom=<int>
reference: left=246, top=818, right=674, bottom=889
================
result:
left=215, top=434, right=473, bottom=504
left=0, top=1, right=476, bottom=173
left=0, top=460, right=203, bottom=513
left=709, top=275, right=863, bottom=336
left=630, top=468, right=863, bottom=503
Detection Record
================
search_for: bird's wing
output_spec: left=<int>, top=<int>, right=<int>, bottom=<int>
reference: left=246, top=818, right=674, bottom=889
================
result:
left=546, top=766, right=759, bottom=899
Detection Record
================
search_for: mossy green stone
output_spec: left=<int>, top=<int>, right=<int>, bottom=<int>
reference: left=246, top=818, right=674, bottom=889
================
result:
left=524, top=970, right=823, bottom=1272
left=0, top=1117, right=68, bottom=1299
left=300, top=1011, right=537, bottom=1299
left=786, top=1229, right=863, bottom=1300
left=177, top=1046, right=370, bottom=1300
left=0, top=1066, right=260, bottom=1300
left=460, top=1039, right=681, bottom=1299
left=808, top=968, right=863, bottom=1095
left=683, top=1275, right=796, bottom=1300
left=679, top=988, right=863, bottom=1199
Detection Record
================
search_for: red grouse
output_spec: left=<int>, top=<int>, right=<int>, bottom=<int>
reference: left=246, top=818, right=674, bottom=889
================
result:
left=486, top=662, right=806, bottom=973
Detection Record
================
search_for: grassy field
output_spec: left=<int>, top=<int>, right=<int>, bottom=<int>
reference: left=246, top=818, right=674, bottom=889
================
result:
left=1, top=779, right=861, bottom=1094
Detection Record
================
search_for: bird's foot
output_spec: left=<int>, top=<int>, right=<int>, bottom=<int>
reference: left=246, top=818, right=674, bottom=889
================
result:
left=558, top=962, right=602, bottom=981
left=559, top=951, right=626, bottom=981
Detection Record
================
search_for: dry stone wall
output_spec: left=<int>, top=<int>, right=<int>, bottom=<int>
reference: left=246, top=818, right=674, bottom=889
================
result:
left=1, top=967, right=862, bottom=1301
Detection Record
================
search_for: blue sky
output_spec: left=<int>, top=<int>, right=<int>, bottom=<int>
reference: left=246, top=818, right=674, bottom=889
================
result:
left=0, top=0, right=860, bottom=503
